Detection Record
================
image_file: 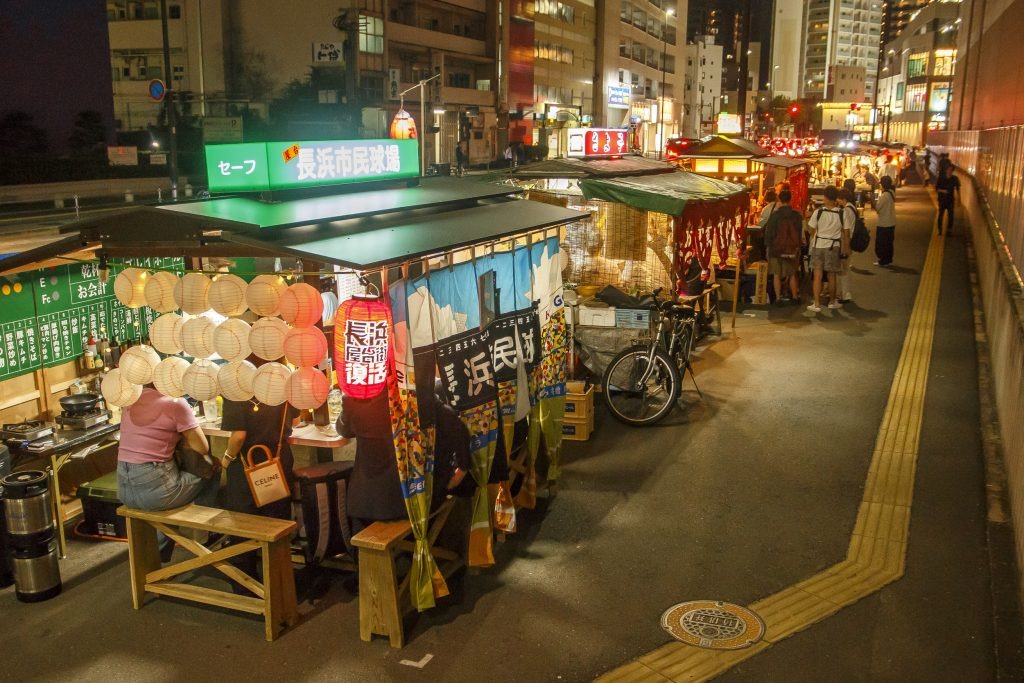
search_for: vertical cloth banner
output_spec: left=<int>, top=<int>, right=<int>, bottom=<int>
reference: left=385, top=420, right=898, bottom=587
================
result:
left=672, top=194, right=750, bottom=272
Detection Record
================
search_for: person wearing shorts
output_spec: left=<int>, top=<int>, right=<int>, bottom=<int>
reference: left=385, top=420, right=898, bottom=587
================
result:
left=806, top=185, right=849, bottom=312
left=763, top=189, right=802, bottom=304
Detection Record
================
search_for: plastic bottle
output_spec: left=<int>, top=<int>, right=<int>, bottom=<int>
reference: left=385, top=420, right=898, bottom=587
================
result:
left=82, top=337, right=94, bottom=371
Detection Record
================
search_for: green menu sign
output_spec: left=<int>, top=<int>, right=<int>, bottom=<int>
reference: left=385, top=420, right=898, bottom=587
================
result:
left=205, top=139, right=419, bottom=194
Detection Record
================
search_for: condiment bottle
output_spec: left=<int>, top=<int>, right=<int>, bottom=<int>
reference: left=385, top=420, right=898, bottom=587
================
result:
left=82, top=337, right=95, bottom=371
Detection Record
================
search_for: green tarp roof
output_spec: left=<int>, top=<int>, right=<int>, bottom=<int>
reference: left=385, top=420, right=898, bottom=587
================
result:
left=509, top=155, right=675, bottom=179
left=579, top=171, right=748, bottom=216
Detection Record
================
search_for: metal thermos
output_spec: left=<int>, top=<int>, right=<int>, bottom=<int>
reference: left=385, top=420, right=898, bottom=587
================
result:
left=10, top=538, right=61, bottom=602
left=2, top=471, right=55, bottom=546
left=0, top=485, right=13, bottom=588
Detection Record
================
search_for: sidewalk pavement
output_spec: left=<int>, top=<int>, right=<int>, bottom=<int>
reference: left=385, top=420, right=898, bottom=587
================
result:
left=0, top=183, right=1015, bottom=682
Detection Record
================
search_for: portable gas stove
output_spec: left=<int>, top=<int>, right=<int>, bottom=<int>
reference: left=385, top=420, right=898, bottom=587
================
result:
left=1, top=421, right=54, bottom=444
left=55, top=409, right=112, bottom=431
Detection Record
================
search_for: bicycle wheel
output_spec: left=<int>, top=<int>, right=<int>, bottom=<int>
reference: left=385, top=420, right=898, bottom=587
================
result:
left=602, top=346, right=680, bottom=426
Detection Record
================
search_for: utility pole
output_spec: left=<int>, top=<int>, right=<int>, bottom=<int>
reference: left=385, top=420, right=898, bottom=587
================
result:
left=159, top=0, right=179, bottom=200
left=737, top=0, right=752, bottom=137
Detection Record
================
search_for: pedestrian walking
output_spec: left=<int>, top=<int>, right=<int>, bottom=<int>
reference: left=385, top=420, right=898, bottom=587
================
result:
left=836, top=188, right=858, bottom=303
left=934, top=163, right=960, bottom=235
left=874, top=176, right=897, bottom=266
left=805, top=185, right=849, bottom=313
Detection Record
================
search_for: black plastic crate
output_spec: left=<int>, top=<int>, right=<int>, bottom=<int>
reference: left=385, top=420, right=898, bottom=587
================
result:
left=76, top=471, right=126, bottom=539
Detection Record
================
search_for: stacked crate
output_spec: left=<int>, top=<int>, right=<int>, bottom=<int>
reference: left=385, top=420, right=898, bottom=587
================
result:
left=562, top=380, right=594, bottom=441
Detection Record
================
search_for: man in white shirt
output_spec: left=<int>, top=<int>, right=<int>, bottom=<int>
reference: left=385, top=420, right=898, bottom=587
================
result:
left=805, top=185, right=850, bottom=313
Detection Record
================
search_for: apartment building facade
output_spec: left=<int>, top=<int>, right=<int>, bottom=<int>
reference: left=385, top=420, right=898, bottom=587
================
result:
left=803, top=0, right=882, bottom=102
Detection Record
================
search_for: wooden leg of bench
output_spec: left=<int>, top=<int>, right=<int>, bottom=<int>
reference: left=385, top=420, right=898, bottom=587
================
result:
left=126, top=518, right=160, bottom=610
left=358, top=548, right=403, bottom=648
left=262, top=538, right=298, bottom=642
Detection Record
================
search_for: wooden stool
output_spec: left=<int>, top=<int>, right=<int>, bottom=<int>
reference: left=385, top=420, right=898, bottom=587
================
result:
left=118, top=504, right=298, bottom=641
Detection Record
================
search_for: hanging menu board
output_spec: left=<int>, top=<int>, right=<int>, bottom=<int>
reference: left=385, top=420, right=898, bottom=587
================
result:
left=0, top=257, right=184, bottom=382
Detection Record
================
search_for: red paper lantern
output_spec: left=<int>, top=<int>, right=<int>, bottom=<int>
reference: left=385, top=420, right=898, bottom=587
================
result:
left=390, top=108, right=417, bottom=140
left=335, top=295, right=394, bottom=399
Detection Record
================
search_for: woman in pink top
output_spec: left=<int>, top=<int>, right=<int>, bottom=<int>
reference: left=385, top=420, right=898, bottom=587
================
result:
left=117, top=387, right=219, bottom=558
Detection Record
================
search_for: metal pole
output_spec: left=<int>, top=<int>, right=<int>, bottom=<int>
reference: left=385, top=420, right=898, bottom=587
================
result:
left=659, top=9, right=671, bottom=158
left=160, top=0, right=179, bottom=200
left=420, top=83, right=426, bottom=176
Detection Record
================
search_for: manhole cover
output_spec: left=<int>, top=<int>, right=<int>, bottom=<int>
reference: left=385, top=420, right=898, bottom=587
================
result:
left=661, top=600, right=765, bottom=650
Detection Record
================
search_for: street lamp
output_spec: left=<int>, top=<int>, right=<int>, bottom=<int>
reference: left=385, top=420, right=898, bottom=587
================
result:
left=658, top=7, right=674, bottom=159
left=396, top=73, right=442, bottom=176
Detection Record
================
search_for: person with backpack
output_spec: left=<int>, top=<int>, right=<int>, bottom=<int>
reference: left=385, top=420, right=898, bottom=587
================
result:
left=836, top=189, right=860, bottom=303
left=875, top=175, right=897, bottom=266
left=764, top=189, right=803, bottom=304
left=934, top=162, right=960, bottom=235
left=805, top=185, right=850, bottom=313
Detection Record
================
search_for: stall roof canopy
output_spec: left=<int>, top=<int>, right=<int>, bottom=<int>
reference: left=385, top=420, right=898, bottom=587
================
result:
left=579, top=170, right=748, bottom=215
left=2, top=178, right=585, bottom=274
left=755, top=156, right=810, bottom=169
left=676, top=135, right=770, bottom=159
left=509, top=155, right=674, bottom=179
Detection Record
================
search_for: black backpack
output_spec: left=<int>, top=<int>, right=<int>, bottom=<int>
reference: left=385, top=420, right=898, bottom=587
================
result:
left=848, top=205, right=870, bottom=253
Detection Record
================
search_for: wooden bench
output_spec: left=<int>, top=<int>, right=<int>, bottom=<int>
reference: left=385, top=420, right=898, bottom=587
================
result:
left=350, top=497, right=465, bottom=647
left=117, top=504, right=298, bottom=642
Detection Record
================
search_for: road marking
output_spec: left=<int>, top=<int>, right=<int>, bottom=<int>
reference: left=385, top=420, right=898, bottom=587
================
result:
left=598, top=218, right=947, bottom=682
left=400, top=654, right=434, bottom=669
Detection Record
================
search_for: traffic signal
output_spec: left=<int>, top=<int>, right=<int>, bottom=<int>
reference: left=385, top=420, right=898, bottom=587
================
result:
left=789, top=104, right=799, bottom=116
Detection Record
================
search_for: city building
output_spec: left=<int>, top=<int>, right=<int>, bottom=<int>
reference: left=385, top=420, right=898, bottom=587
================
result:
left=875, top=0, right=959, bottom=145
left=829, top=64, right=867, bottom=102
left=881, top=0, right=933, bottom=45
left=594, top=0, right=687, bottom=156
left=769, top=0, right=806, bottom=101
left=721, top=40, right=761, bottom=127
left=803, top=0, right=883, bottom=102
left=686, top=0, right=721, bottom=43
left=682, top=34, right=723, bottom=137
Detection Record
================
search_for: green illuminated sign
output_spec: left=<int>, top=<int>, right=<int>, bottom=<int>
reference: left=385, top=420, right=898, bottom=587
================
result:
left=205, top=139, right=420, bottom=193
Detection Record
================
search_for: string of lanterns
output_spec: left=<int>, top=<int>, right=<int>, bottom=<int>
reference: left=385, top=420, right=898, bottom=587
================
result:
left=104, top=268, right=334, bottom=412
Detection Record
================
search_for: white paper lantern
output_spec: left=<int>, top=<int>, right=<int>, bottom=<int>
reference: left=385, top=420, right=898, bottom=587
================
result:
left=219, top=360, right=257, bottom=401
left=182, top=316, right=216, bottom=359
left=279, top=283, right=324, bottom=327
left=150, top=312, right=184, bottom=355
left=209, top=273, right=249, bottom=317
left=253, top=362, right=291, bottom=406
left=249, top=316, right=289, bottom=361
left=101, top=368, right=142, bottom=408
left=213, top=318, right=252, bottom=363
left=144, top=271, right=180, bottom=313
left=286, top=367, right=330, bottom=410
left=182, top=359, right=220, bottom=401
left=246, top=274, right=287, bottom=317
left=283, top=326, right=328, bottom=368
left=119, top=345, right=161, bottom=385
left=114, top=268, right=148, bottom=309
left=153, top=356, right=190, bottom=398
left=174, top=272, right=212, bottom=315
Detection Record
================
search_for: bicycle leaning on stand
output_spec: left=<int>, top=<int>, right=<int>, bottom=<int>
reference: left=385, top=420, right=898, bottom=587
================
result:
left=602, top=285, right=718, bottom=426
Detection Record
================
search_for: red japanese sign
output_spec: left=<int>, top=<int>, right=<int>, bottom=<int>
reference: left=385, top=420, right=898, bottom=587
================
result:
left=583, top=129, right=628, bottom=157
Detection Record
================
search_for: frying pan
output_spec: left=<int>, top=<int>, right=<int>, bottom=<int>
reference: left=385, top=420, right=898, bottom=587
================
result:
left=58, top=393, right=101, bottom=416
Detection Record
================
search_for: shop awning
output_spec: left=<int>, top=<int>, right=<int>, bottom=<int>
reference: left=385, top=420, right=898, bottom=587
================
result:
left=755, top=156, right=810, bottom=169
left=674, top=135, right=770, bottom=159
left=578, top=171, right=747, bottom=216
left=509, top=155, right=674, bottom=179
left=2, top=178, right=586, bottom=275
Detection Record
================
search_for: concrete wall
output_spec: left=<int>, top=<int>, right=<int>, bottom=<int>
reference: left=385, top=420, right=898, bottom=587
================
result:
left=953, top=0, right=1024, bottom=129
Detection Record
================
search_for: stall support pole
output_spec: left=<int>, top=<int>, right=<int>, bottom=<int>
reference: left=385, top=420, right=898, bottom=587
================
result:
left=731, top=246, right=741, bottom=329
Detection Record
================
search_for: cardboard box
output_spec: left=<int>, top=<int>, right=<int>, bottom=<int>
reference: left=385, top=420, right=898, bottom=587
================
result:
left=565, top=379, right=589, bottom=394
left=564, top=385, right=594, bottom=419
left=615, top=308, right=651, bottom=329
left=579, top=306, right=616, bottom=327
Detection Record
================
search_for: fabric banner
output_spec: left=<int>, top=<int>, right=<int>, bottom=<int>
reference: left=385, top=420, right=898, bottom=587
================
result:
left=386, top=279, right=446, bottom=611
left=672, top=194, right=751, bottom=272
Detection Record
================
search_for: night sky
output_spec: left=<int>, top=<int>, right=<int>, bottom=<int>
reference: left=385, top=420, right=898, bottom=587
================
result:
left=0, top=0, right=115, bottom=155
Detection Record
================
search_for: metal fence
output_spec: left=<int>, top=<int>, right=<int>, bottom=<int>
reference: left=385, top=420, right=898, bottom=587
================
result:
left=928, top=127, right=1024, bottom=286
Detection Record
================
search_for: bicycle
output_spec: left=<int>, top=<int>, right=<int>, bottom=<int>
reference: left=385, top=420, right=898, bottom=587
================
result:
left=601, top=287, right=703, bottom=426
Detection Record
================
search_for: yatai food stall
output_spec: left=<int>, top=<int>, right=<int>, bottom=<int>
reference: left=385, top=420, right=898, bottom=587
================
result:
left=0, top=137, right=586, bottom=616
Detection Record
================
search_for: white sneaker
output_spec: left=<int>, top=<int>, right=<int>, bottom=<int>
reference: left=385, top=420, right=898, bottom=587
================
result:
left=828, top=301, right=843, bottom=309
left=807, top=304, right=822, bottom=313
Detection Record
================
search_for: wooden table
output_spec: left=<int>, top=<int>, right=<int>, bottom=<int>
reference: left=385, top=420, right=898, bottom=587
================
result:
left=199, top=419, right=350, bottom=466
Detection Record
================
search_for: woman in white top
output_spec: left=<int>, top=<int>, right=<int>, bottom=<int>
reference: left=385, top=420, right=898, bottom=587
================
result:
left=874, top=175, right=897, bottom=267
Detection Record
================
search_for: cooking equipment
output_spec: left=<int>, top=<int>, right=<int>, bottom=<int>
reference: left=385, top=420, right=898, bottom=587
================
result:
left=1, top=421, right=54, bottom=443
left=55, top=409, right=112, bottom=431
left=58, top=393, right=101, bottom=416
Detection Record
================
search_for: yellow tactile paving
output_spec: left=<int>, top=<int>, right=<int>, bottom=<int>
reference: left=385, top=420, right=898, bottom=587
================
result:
left=598, top=230, right=947, bottom=682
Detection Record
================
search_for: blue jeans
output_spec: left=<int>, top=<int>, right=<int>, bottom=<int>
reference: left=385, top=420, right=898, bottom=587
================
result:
left=117, top=460, right=220, bottom=557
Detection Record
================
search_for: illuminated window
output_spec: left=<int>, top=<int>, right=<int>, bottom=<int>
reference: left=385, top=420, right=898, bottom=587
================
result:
left=930, top=83, right=950, bottom=112
left=723, top=159, right=748, bottom=174
left=359, top=15, right=384, bottom=54
left=907, top=53, right=928, bottom=78
left=933, top=50, right=956, bottom=77
left=694, top=159, right=719, bottom=174
left=905, top=83, right=927, bottom=112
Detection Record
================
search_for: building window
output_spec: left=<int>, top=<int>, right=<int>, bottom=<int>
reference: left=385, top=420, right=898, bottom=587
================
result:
left=318, top=89, right=338, bottom=104
left=905, top=83, right=927, bottom=112
left=359, top=15, right=384, bottom=54
left=172, top=64, right=184, bottom=81
left=907, top=52, right=928, bottom=78
left=360, top=75, right=384, bottom=102
left=930, top=83, right=950, bottom=112
left=933, top=49, right=955, bottom=77
left=168, top=4, right=181, bottom=19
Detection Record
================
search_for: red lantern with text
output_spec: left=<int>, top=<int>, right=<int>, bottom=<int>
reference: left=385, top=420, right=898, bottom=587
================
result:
left=390, top=109, right=417, bottom=140
left=335, top=295, right=394, bottom=399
